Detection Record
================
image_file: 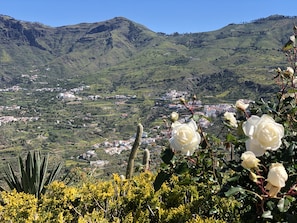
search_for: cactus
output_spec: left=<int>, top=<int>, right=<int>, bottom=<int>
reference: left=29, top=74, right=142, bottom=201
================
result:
left=142, top=148, right=150, bottom=171
left=126, top=123, right=143, bottom=179
left=3, top=151, right=62, bottom=198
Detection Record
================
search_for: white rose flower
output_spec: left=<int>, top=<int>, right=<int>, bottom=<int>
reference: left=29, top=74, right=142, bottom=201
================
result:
left=169, top=119, right=201, bottom=156
left=242, top=114, right=284, bottom=156
left=235, top=99, right=249, bottom=111
left=265, top=163, right=288, bottom=197
left=170, top=112, right=179, bottom=122
left=284, top=67, right=294, bottom=77
left=241, top=151, right=260, bottom=170
left=224, top=112, right=238, bottom=128
left=267, top=163, right=288, bottom=188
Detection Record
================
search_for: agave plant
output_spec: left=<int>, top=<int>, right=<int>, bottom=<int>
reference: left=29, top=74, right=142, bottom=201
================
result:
left=3, top=150, right=62, bottom=198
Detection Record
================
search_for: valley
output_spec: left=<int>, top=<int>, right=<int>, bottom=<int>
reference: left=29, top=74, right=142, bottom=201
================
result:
left=0, top=14, right=296, bottom=181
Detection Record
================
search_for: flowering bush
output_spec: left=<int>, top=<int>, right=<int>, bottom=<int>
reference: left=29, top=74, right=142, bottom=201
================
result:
left=153, top=26, right=297, bottom=222
left=0, top=190, right=37, bottom=222
left=222, top=26, right=297, bottom=222
left=0, top=173, right=238, bottom=222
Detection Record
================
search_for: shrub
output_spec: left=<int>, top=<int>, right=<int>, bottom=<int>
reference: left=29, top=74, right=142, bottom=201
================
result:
left=0, top=190, right=37, bottom=222
left=0, top=172, right=238, bottom=222
left=2, top=151, right=62, bottom=198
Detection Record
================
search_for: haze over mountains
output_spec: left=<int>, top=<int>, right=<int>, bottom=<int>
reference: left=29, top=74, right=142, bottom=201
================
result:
left=1, top=14, right=297, bottom=102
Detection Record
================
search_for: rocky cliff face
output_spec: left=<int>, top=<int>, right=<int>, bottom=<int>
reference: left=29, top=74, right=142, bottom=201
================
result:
left=0, top=16, right=49, bottom=48
left=0, top=15, right=160, bottom=86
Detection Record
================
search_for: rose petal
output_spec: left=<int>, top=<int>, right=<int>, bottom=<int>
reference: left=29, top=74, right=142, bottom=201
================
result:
left=246, top=139, right=266, bottom=157
left=242, top=115, right=260, bottom=137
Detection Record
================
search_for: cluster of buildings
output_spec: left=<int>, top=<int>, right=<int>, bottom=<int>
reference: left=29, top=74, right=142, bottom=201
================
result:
left=75, top=90, right=239, bottom=169
left=0, top=116, right=39, bottom=126
left=0, top=84, right=241, bottom=169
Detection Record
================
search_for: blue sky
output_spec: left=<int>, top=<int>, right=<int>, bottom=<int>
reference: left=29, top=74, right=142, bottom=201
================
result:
left=1, top=0, right=296, bottom=34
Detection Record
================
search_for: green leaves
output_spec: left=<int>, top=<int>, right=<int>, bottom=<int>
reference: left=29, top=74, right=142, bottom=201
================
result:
left=262, top=210, right=273, bottom=219
left=3, top=151, right=62, bottom=198
left=277, top=197, right=293, bottom=213
left=224, top=186, right=245, bottom=197
left=161, top=147, right=174, bottom=164
left=153, top=170, right=172, bottom=191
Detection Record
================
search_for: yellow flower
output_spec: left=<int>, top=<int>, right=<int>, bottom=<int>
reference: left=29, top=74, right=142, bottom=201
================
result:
left=242, top=114, right=284, bottom=156
left=241, top=151, right=260, bottom=170
left=169, top=119, right=201, bottom=156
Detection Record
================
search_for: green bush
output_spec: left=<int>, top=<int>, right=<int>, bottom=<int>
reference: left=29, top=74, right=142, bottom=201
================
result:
left=0, top=172, right=238, bottom=222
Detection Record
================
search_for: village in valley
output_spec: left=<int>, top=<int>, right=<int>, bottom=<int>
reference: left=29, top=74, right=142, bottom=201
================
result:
left=0, top=82, right=244, bottom=170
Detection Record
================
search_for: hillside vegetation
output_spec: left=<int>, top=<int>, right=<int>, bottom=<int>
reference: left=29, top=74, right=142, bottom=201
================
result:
left=0, top=14, right=296, bottom=177
left=1, top=15, right=296, bottom=99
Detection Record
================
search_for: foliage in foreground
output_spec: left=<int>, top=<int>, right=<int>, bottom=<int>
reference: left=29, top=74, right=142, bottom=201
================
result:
left=153, top=26, right=297, bottom=222
left=2, top=151, right=62, bottom=199
left=0, top=172, right=238, bottom=222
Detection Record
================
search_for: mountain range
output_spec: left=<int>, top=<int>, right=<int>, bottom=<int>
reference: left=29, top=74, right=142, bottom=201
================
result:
left=1, top=14, right=297, bottom=102
left=0, top=14, right=297, bottom=177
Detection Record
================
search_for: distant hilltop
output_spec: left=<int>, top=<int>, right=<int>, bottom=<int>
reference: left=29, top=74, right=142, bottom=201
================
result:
left=0, top=14, right=296, bottom=101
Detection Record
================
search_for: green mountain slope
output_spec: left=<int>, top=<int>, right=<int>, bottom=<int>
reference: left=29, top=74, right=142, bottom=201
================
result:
left=0, top=14, right=296, bottom=178
left=0, top=16, right=161, bottom=85
left=93, top=15, right=296, bottom=102
left=1, top=14, right=296, bottom=100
